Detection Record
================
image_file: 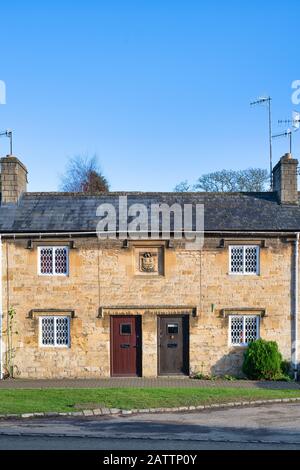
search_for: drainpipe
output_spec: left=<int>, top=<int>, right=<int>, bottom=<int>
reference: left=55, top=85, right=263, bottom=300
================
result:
left=294, top=233, right=299, bottom=381
left=0, top=235, right=2, bottom=380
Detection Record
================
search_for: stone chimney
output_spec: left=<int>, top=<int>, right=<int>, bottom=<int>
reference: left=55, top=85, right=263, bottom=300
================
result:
left=0, top=155, right=28, bottom=205
left=272, top=153, right=298, bottom=205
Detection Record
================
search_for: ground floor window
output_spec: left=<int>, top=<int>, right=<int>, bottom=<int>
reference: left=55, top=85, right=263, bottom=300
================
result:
left=229, top=315, right=260, bottom=346
left=39, top=316, right=70, bottom=347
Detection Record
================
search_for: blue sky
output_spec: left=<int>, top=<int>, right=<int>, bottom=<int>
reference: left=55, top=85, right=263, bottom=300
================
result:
left=0, top=0, right=300, bottom=192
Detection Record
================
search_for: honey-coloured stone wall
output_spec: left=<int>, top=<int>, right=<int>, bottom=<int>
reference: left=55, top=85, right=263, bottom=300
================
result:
left=1, top=236, right=298, bottom=378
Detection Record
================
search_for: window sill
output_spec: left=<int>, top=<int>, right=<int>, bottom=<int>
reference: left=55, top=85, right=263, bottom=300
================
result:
left=133, top=274, right=165, bottom=279
left=38, top=274, right=69, bottom=277
left=228, top=273, right=260, bottom=277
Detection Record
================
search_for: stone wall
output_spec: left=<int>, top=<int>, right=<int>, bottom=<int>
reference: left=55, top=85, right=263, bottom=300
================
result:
left=1, top=236, right=298, bottom=378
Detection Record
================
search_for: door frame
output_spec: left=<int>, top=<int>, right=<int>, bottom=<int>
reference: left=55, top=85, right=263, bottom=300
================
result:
left=110, top=315, right=142, bottom=377
left=157, top=314, right=189, bottom=376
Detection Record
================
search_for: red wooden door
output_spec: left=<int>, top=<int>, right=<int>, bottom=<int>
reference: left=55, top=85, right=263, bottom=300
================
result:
left=110, top=316, right=142, bottom=377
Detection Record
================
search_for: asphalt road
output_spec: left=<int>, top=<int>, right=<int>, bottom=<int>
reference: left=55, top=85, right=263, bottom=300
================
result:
left=1, top=435, right=300, bottom=450
left=0, top=403, right=300, bottom=450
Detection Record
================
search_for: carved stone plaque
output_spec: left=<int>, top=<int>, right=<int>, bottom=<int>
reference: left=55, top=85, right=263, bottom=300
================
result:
left=140, top=252, right=156, bottom=272
left=135, top=247, right=163, bottom=276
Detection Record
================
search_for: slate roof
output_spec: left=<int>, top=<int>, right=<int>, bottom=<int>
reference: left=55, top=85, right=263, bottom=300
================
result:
left=0, top=191, right=300, bottom=233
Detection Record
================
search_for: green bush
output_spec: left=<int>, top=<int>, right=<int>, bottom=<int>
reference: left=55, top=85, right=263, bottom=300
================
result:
left=281, top=360, right=292, bottom=377
left=242, top=339, right=284, bottom=380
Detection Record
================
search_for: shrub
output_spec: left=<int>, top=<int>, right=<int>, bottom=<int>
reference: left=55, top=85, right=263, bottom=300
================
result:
left=222, top=374, right=237, bottom=381
left=281, top=360, right=292, bottom=377
left=242, top=339, right=283, bottom=380
left=191, top=372, right=212, bottom=380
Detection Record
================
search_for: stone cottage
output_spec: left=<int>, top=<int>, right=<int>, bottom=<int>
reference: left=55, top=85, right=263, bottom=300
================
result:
left=0, top=153, right=299, bottom=379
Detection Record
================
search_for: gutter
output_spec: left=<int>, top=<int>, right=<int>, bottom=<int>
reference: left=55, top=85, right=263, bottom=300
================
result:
left=0, top=230, right=299, bottom=239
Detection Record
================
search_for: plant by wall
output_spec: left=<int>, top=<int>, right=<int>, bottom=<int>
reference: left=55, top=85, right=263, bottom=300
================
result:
left=242, top=339, right=285, bottom=380
left=4, top=307, right=18, bottom=378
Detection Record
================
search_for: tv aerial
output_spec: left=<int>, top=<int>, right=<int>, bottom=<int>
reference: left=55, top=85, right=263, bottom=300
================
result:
left=275, top=112, right=300, bottom=155
left=272, top=129, right=293, bottom=154
left=278, top=111, right=300, bottom=131
left=250, top=96, right=273, bottom=189
left=0, top=129, right=13, bottom=155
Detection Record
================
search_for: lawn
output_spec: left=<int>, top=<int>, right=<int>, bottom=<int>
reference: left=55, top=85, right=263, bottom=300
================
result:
left=0, top=387, right=300, bottom=414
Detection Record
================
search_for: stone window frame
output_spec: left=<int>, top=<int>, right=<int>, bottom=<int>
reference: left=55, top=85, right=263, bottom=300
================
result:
left=228, top=314, right=260, bottom=347
left=39, top=315, right=71, bottom=348
left=229, top=245, right=260, bottom=276
left=37, top=246, right=69, bottom=276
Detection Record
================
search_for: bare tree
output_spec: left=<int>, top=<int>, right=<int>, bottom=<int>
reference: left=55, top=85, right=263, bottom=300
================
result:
left=174, top=168, right=269, bottom=192
left=174, top=180, right=192, bottom=192
left=60, top=155, right=109, bottom=193
left=233, top=168, right=269, bottom=192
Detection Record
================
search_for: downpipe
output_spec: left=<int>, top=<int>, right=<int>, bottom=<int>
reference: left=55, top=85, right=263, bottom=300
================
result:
left=0, top=235, right=2, bottom=380
left=294, top=233, right=299, bottom=381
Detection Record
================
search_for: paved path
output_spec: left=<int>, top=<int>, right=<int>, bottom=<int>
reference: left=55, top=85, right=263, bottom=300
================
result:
left=0, top=402, right=300, bottom=450
left=0, top=377, right=299, bottom=389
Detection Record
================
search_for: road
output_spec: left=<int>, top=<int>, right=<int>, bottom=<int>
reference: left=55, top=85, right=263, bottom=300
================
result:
left=0, top=403, right=300, bottom=450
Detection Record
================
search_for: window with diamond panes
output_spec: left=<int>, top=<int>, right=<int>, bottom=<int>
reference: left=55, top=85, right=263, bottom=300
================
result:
left=54, top=248, right=68, bottom=274
left=39, top=247, right=69, bottom=275
left=39, top=248, right=53, bottom=275
left=229, top=246, right=259, bottom=275
left=229, top=315, right=259, bottom=346
left=230, top=247, right=244, bottom=273
left=40, top=316, right=70, bottom=347
left=41, top=317, right=55, bottom=346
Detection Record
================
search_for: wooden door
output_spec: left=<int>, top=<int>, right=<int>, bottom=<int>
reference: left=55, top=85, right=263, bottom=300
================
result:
left=110, top=316, right=142, bottom=377
left=158, top=316, right=189, bottom=376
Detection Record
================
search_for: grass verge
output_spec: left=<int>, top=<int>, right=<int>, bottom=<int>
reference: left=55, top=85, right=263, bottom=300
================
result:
left=0, top=387, right=300, bottom=414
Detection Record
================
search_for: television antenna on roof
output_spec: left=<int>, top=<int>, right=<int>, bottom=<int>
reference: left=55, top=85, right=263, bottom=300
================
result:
left=0, top=129, right=13, bottom=155
left=276, top=112, right=300, bottom=155
left=278, top=111, right=300, bottom=130
left=250, top=96, right=273, bottom=189
left=272, top=129, right=293, bottom=154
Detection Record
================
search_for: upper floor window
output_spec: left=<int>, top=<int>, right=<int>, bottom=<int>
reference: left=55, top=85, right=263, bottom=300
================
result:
left=39, top=316, right=70, bottom=347
left=229, top=315, right=260, bottom=347
left=38, top=246, right=69, bottom=276
left=229, top=245, right=259, bottom=275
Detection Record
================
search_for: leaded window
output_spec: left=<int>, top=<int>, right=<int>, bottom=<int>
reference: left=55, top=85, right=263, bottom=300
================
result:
left=40, top=316, right=70, bottom=347
left=229, top=315, right=260, bottom=346
left=39, top=247, right=69, bottom=275
left=229, top=246, right=259, bottom=275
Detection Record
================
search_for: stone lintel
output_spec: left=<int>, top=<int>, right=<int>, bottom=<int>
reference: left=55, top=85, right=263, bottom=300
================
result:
left=219, top=239, right=268, bottom=249
left=220, top=308, right=266, bottom=319
left=98, top=306, right=198, bottom=318
left=27, top=309, right=76, bottom=319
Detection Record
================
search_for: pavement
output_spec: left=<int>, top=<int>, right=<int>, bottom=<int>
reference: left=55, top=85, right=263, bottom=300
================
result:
left=0, top=377, right=299, bottom=389
left=0, top=402, right=300, bottom=450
